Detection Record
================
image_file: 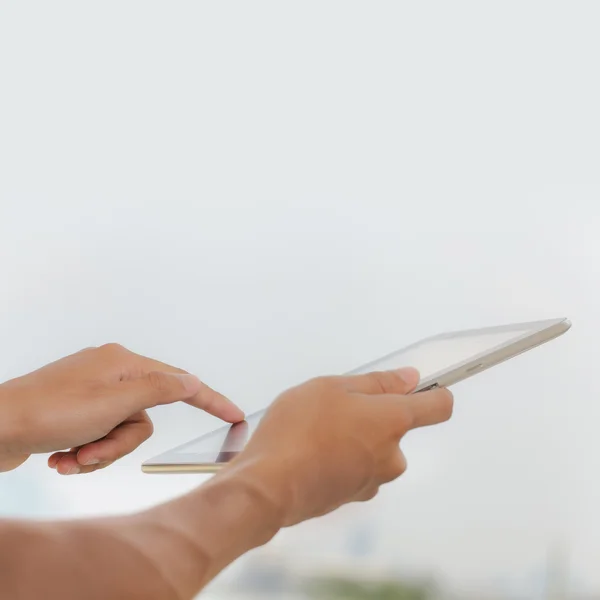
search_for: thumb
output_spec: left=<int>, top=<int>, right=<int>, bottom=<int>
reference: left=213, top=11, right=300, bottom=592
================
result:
left=341, top=367, right=420, bottom=396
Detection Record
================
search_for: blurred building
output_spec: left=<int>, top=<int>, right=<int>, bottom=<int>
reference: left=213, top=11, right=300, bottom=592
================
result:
left=544, top=543, right=569, bottom=600
left=224, top=547, right=304, bottom=598
left=209, top=538, right=600, bottom=600
left=221, top=545, right=441, bottom=599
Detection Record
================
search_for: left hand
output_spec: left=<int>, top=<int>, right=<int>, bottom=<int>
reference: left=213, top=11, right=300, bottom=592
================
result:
left=0, top=344, right=244, bottom=475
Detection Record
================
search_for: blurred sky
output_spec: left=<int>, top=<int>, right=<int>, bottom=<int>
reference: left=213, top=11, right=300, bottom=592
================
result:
left=0, top=1, right=599, bottom=596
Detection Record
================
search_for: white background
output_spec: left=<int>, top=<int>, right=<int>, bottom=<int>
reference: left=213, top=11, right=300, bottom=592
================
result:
left=1, top=2, right=599, bottom=597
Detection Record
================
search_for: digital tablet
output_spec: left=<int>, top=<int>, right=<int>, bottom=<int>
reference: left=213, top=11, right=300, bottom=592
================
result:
left=142, top=317, right=570, bottom=474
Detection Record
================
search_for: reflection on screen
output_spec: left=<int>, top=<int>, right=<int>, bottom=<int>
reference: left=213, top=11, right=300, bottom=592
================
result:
left=172, top=326, right=533, bottom=460
left=348, top=329, right=528, bottom=379
left=173, top=412, right=263, bottom=459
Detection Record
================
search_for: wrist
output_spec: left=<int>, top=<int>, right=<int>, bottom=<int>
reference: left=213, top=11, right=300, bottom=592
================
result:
left=220, top=456, right=293, bottom=527
left=191, top=466, right=284, bottom=550
left=130, top=466, right=283, bottom=596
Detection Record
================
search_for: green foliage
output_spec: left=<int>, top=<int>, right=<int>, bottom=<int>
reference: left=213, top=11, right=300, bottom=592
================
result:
left=306, top=576, right=430, bottom=600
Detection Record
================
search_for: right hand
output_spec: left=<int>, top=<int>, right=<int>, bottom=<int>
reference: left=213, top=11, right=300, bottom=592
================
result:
left=221, top=367, right=453, bottom=528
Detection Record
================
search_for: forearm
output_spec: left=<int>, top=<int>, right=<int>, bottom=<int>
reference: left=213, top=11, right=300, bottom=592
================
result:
left=0, top=518, right=177, bottom=600
left=0, top=469, right=281, bottom=599
left=0, top=381, right=29, bottom=472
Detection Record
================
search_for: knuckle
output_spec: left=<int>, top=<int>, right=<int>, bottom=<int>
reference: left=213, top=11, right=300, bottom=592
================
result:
left=369, top=370, right=407, bottom=394
left=301, top=375, right=345, bottom=400
left=144, top=420, right=155, bottom=440
left=387, top=454, right=407, bottom=481
left=357, top=486, right=379, bottom=503
left=368, top=371, right=390, bottom=394
left=97, top=343, right=127, bottom=357
left=138, top=417, right=154, bottom=442
left=312, top=375, right=341, bottom=389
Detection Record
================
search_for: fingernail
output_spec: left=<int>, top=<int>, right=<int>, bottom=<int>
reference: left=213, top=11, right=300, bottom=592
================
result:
left=84, top=458, right=100, bottom=466
left=65, top=466, right=80, bottom=475
left=228, top=405, right=245, bottom=422
left=175, top=373, right=201, bottom=394
left=395, top=367, right=420, bottom=385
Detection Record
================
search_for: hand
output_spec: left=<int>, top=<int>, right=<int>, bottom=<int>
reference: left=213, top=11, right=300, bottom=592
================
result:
left=0, top=366, right=452, bottom=600
left=0, top=344, right=243, bottom=474
left=221, top=367, right=453, bottom=527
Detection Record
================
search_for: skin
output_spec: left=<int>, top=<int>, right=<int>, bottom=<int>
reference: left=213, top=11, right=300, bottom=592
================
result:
left=0, top=344, right=454, bottom=599
left=0, top=344, right=244, bottom=474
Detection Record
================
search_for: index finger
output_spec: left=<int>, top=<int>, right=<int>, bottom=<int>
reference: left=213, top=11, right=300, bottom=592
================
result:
left=125, top=352, right=245, bottom=423
left=378, top=387, right=454, bottom=431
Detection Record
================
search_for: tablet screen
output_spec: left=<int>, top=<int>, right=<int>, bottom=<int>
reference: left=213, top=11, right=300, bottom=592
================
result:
left=166, top=322, right=539, bottom=461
